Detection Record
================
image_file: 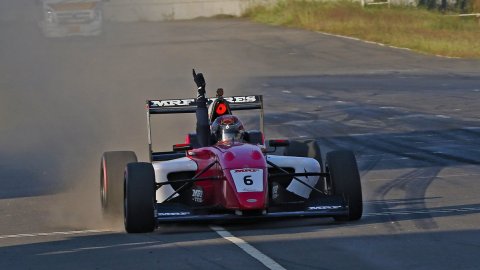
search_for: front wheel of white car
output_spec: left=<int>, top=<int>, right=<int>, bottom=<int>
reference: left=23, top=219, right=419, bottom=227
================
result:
left=124, top=162, right=156, bottom=233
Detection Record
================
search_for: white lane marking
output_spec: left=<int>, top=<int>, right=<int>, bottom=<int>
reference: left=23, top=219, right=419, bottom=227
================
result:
left=363, top=207, right=480, bottom=217
left=317, top=31, right=460, bottom=59
left=39, top=241, right=160, bottom=256
left=0, top=229, right=111, bottom=240
left=210, top=225, right=286, bottom=270
left=359, top=152, right=424, bottom=157
left=365, top=173, right=480, bottom=182
left=350, top=133, right=374, bottom=136
left=359, top=156, right=412, bottom=161
left=358, top=148, right=480, bottom=161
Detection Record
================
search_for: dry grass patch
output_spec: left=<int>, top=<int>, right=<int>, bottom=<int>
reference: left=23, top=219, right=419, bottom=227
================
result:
left=244, top=0, right=480, bottom=58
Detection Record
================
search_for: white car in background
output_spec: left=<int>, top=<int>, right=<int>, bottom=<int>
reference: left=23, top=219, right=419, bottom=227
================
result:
left=39, top=0, right=103, bottom=37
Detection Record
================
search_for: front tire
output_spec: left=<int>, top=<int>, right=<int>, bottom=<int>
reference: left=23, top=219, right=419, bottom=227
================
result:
left=100, top=151, right=137, bottom=220
left=326, top=150, right=362, bottom=221
left=124, top=162, right=156, bottom=233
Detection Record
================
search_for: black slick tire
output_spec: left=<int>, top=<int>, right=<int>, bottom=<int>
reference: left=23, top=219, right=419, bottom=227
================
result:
left=326, top=150, right=363, bottom=221
left=124, top=162, right=156, bottom=233
left=100, top=151, right=137, bottom=220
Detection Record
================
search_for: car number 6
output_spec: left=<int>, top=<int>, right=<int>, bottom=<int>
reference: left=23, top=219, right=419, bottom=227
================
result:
left=243, top=175, right=253, bottom=185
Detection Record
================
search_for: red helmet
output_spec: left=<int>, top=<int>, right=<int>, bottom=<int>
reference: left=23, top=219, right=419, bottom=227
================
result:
left=211, top=115, right=245, bottom=143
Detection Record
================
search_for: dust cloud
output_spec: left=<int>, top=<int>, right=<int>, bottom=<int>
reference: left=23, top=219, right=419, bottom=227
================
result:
left=0, top=0, right=201, bottom=231
left=1, top=0, right=269, bottom=232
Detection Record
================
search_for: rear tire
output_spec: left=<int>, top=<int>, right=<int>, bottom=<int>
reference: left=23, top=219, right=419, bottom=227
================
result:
left=326, top=150, right=362, bottom=221
left=124, top=162, right=156, bottom=233
left=100, top=151, right=137, bottom=220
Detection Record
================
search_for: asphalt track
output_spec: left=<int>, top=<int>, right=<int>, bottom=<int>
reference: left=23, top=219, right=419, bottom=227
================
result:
left=1, top=1, right=480, bottom=269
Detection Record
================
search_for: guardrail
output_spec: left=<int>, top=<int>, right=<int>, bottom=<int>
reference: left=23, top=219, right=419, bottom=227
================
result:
left=361, top=0, right=390, bottom=7
left=447, top=13, right=480, bottom=25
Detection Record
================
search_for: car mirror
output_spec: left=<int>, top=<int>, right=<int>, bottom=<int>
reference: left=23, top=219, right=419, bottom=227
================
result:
left=173, top=143, right=193, bottom=152
left=269, top=139, right=290, bottom=147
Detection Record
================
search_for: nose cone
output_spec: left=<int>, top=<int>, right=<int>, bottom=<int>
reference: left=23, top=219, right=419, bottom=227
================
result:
left=216, top=144, right=268, bottom=210
left=251, top=150, right=263, bottom=160
left=227, top=168, right=267, bottom=209
left=224, top=149, right=261, bottom=161
left=218, top=144, right=266, bottom=169
left=223, top=151, right=235, bottom=161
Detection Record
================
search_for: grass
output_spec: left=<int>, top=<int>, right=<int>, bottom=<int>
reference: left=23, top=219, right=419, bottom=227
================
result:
left=243, top=0, right=480, bottom=58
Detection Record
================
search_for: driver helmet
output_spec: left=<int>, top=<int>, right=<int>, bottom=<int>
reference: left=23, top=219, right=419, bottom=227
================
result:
left=211, top=115, right=245, bottom=143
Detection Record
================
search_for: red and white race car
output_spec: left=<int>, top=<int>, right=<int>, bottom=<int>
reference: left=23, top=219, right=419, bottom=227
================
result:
left=100, top=71, right=363, bottom=233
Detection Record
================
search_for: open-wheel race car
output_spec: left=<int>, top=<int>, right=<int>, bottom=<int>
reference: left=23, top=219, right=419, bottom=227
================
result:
left=100, top=70, right=363, bottom=233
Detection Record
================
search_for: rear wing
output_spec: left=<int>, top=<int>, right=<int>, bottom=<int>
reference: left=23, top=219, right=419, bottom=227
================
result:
left=147, top=95, right=263, bottom=114
left=146, top=95, right=264, bottom=161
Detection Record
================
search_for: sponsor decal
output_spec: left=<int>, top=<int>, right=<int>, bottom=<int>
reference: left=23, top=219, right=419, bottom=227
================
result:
left=233, top=168, right=259, bottom=173
left=150, top=99, right=195, bottom=107
left=223, top=96, right=257, bottom=103
left=271, top=184, right=279, bottom=200
left=149, top=96, right=257, bottom=107
left=191, top=186, right=204, bottom=203
left=230, top=169, right=263, bottom=193
left=308, top=206, right=343, bottom=210
left=158, top=212, right=191, bottom=216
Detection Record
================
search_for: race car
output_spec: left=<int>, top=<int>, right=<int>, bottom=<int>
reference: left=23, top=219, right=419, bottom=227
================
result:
left=100, top=70, right=363, bottom=233
left=38, top=0, right=103, bottom=37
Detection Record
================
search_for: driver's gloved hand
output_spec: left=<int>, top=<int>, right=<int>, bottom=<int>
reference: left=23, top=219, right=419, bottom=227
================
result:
left=194, top=73, right=206, bottom=89
left=193, top=71, right=206, bottom=95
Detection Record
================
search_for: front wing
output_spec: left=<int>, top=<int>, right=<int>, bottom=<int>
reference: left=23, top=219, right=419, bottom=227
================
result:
left=154, top=196, right=348, bottom=223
